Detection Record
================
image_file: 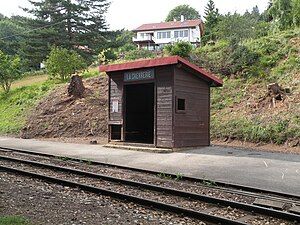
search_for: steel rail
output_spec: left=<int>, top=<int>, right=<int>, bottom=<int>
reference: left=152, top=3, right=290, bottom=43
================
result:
left=1, top=155, right=299, bottom=223
left=0, top=146, right=299, bottom=200
left=0, top=164, right=248, bottom=225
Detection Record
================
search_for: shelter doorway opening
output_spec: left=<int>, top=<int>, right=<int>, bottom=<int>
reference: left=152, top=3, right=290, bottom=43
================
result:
left=125, top=83, right=154, bottom=144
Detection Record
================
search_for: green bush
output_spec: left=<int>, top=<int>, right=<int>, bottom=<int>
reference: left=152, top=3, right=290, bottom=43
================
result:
left=124, top=49, right=155, bottom=60
left=164, top=41, right=193, bottom=58
left=230, top=45, right=260, bottom=75
left=0, top=50, right=22, bottom=93
left=46, top=47, right=87, bottom=81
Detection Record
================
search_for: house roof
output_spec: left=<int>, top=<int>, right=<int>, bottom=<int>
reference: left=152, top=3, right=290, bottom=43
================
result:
left=134, top=19, right=204, bottom=34
left=99, top=56, right=223, bottom=87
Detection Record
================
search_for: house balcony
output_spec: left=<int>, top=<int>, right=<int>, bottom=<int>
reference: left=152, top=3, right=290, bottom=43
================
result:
left=133, top=36, right=155, bottom=43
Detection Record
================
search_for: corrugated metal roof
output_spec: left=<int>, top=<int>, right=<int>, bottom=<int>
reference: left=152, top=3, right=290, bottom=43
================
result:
left=99, top=56, right=223, bottom=87
left=133, top=19, right=202, bottom=32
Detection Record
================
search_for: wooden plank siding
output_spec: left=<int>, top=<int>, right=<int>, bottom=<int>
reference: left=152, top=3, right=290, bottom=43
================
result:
left=109, top=72, right=123, bottom=123
left=155, top=66, right=174, bottom=148
left=173, top=66, right=210, bottom=147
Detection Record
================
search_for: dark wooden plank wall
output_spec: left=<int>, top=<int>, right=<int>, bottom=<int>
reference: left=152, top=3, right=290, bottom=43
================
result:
left=174, top=66, right=210, bottom=147
left=155, top=66, right=174, bottom=148
left=109, top=72, right=123, bottom=123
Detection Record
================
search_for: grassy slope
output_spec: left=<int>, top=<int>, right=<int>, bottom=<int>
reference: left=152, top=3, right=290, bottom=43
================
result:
left=0, top=81, right=55, bottom=134
left=0, top=69, right=99, bottom=135
left=11, top=74, right=48, bottom=89
left=210, top=29, right=300, bottom=144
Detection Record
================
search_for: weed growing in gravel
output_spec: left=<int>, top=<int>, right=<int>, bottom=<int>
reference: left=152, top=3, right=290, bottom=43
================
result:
left=157, top=173, right=173, bottom=180
left=56, top=156, right=72, bottom=161
left=175, top=173, right=183, bottom=181
left=157, top=173, right=184, bottom=181
left=83, top=159, right=92, bottom=165
left=202, top=180, right=217, bottom=187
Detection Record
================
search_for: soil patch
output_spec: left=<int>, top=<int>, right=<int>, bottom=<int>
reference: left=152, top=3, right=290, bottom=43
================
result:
left=21, top=76, right=108, bottom=139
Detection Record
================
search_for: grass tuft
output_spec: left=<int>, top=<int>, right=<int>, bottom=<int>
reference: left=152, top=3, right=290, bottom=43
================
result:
left=0, top=216, right=30, bottom=225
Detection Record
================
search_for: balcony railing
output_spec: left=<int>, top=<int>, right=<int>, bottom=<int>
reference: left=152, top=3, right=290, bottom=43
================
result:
left=132, top=36, right=155, bottom=42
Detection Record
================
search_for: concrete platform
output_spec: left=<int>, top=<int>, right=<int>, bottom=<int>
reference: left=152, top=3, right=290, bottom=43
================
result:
left=0, top=136, right=299, bottom=196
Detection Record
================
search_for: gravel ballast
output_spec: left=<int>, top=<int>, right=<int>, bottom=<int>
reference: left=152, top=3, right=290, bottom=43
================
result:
left=0, top=153, right=296, bottom=225
left=0, top=172, right=206, bottom=225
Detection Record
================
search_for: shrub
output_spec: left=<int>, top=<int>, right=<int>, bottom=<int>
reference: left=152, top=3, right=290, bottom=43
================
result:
left=193, top=40, right=260, bottom=77
left=124, top=49, right=155, bottom=60
left=46, top=47, right=87, bottom=81
left=164, top=41, right=193, bottom=58
left=230, top=45, right=260, bottom=74
left=118, top=43, right=137, bottom=53
left=0, top=50, right=21, bottom=93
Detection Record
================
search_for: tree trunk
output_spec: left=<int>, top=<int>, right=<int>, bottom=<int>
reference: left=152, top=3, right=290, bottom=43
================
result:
left=68, top=75, right=85, bottom=98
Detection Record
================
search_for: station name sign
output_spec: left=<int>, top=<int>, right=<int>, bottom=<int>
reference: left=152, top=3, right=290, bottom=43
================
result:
left=124, top=69, right=154, bottom=82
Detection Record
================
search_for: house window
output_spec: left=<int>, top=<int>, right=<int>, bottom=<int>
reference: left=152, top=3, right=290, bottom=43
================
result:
left=184, top=30, right=188, bottom=37
left=174, top=30, right=189, bottom=38
left=177, top=98, right=186, bottom=111
left=157, top=31, right=171, bottom=39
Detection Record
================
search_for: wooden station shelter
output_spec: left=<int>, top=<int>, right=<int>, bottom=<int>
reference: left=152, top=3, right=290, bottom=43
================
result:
left=99, top=56, right=223, bottom=149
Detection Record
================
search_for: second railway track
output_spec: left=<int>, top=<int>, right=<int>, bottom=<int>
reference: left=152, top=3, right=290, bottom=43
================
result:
left=0, top=147, right=299, bottom=225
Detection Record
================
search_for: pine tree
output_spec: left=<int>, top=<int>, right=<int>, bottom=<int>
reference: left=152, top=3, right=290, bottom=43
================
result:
left=203, top=0, right=220, bottom=43
left=24, top=0, right=110, bottom=62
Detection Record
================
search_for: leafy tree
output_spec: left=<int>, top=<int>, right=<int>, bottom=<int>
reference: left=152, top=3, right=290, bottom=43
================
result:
left=202, top=0, right=220, bottom=43
left=165, top=5, right=200, bottom=22
left=114, top=30, right=137, bottom=56
left=268, top=0, right=293, bottom=29
left=164, top=41, right=193, bottom=58
left=214, top=13, right=258, bottom=41
left=0, top=51, right=21, bottom=93
left=45, top=47, right=86, bottom=81
left=103, top=30, right=136, bottom=55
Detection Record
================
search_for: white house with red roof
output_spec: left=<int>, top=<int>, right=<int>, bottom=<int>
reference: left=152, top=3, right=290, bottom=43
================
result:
left=132, top=16, right=204, bottom=50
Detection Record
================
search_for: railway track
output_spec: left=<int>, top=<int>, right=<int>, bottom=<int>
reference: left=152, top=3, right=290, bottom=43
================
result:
left=0, top=147, right=299, bottom=225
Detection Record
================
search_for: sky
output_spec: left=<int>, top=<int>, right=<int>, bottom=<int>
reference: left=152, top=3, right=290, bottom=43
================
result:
left=0, top=0, right=270, bottom=30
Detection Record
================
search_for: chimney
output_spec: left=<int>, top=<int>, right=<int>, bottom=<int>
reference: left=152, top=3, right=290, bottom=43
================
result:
left=181, top=15, right=184, bottom=22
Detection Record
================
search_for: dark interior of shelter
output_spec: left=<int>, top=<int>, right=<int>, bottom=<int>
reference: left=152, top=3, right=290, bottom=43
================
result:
left=125, top=83, right=154, bottom=144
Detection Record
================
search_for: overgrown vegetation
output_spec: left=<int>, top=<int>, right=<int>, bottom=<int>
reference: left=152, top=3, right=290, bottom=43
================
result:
left=165, top=4, right=200, bottom=22
left=0, top=80, right=56, bottom=134
left=46, top=47, right=87, bottom=81
left=205, top=29, right=300, bottom=144
left=124, top=49, right=155, bottom=60
left=164, top=41, right=193, bottom=58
